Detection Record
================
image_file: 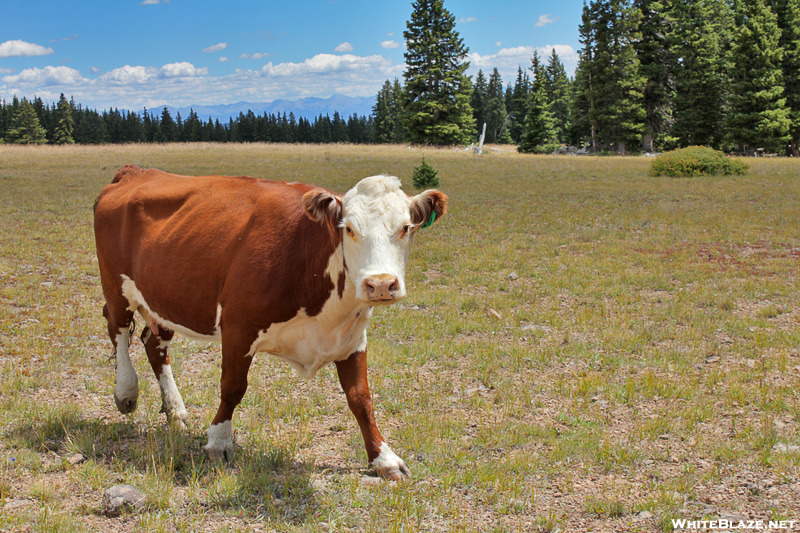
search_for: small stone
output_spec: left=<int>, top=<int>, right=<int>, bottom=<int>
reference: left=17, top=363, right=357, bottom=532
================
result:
left=745, top=359, right=756, bottom=368
left=720, top=512, right=747, bottom=522
left=772, top=443, right=800, bottom=454
left=4, top=499, right=34, bottom=511
left=638, top=511, right=654, bottom=519
left=102, top=484, right=146, bottom=516
left=488, top=308, right=502, bottom=320
left=360, top=476, right=384, bottom=487
left=507, top=271, right=520, bottom=281
left=67, top=453, right=86, bottom=465
left=705, top=355, right=721, bottom=364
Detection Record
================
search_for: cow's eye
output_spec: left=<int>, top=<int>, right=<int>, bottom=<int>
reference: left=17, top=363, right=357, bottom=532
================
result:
left=401, top=225, right=411, bottom=238
left=345, top=226, right=355, bottom=238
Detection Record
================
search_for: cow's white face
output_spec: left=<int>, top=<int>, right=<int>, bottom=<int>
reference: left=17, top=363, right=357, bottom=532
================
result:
left=303, top=175, right=447, bottom=305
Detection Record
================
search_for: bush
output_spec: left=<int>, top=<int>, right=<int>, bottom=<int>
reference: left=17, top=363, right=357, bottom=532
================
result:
left=650, top=146, right=749, bottom=177
left=412, top=157, right=439, bottom=189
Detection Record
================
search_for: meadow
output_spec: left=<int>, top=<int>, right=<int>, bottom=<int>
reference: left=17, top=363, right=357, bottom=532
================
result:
left=0, top=143, right=798, bottom=532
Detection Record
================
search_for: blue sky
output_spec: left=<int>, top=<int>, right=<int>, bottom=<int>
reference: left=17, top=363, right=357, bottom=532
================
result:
left=0, top=0, right=585, bottom=110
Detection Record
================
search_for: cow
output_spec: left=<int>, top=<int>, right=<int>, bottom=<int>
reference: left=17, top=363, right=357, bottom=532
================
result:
left=93, top=165, right=447, bottom=481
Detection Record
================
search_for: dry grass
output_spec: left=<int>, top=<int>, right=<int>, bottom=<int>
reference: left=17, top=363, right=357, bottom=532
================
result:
left=1, top=143, right=799, bottom=532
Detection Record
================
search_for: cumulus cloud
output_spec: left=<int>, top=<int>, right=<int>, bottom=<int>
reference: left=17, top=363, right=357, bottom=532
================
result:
left=458, top=17, right=478, bottom=24
left=100, top=65, right=154, bottom=84
left=381, top=40, right=400, bottom=49
left=468, top=44, right=578, bottom=78
left=0, top=68, right=14, bottom=75
left=239, top=52, right=272, bottom=59
left=534, top=14, right=559, bottom=27
left=0, top=40, right=54, bottom=58
left=141, top=0, right=168, bottom=4
left=159, top=62, right=209, bottom=78
left=3, top=65, right=84, bottom=86
left=202, top=42, right=228, bottom=53
left=335, top=42, right=354, bottom=53
left=261, top=53, right=391, bottom=77
left=219, top=57, right=230, bottom=62
left=495, top=41, right=502, bottom=47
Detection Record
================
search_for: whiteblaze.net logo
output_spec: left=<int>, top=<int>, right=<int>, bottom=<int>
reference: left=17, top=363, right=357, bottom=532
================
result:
left=671, top=519, right=798, bottom=531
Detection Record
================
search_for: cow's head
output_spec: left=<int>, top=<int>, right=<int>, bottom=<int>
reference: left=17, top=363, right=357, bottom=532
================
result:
left=304, top=175, right=447, bottom=305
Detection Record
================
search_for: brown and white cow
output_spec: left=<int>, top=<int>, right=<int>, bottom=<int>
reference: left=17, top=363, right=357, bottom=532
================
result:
left=93, top=165, right=446, bottom=480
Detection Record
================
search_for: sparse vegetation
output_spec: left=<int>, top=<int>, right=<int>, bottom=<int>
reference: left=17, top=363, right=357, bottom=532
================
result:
left=0, top=143, right=798, bottom=531
left=650, top=145, right=750, bottom=177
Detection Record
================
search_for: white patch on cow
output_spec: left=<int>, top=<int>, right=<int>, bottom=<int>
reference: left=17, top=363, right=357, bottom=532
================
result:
left=340, top=175, right=415, bottom=301
left=204, top=420, right=233, bottom=456
left=120, top=275, right=221, bottom=342
left=249, top=245, right=371, bottom=379
left=158, top=364, right=189, bottom=424
left=371, top=441, right=407, bottom=474
left=113, top=328, right=139, bottom=404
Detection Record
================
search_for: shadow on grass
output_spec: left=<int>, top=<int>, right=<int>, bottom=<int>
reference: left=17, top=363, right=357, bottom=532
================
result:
left=4, top=403, right=319, bottom=524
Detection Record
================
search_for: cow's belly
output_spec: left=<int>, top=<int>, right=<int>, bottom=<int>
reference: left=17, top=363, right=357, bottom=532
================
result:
left=249, top=304, right=372, bottom=379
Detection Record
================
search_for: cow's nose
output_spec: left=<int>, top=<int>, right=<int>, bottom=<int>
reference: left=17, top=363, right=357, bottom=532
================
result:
left=363, top=275, right=401, bottom=302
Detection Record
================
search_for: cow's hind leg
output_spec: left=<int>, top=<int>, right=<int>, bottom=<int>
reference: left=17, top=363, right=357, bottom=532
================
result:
left=141, top=325, right=189, bottom=428
left=103, top=303, right=139, bottom=414
left=204, top=331, right=253, bottom=461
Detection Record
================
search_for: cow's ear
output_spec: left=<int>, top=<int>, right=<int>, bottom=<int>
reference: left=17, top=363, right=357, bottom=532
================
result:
left=303, top=189, right=342, bottom=225
left=410, top=189, right=447, bottom=229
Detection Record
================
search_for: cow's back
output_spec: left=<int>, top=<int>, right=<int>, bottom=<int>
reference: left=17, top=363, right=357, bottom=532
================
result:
left=94, top=165, right=336, bottom=336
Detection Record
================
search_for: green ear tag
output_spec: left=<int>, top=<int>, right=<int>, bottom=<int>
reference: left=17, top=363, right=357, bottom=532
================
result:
left=421, top=211, right=436, bottom=229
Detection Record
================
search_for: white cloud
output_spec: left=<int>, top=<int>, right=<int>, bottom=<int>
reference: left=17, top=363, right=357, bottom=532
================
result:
left=159, top=62, right=208, bottom=78
left=0, top=40, right=54, bottom=58
left=0, top=68, right=14, bottom=75
left=100, top=65, right=154, bottom=84
left=261, top=53, right=391, bottom=77
left=458, top=17, right=478, bottom=24
left=468, top=44, right=578, bottom=78
left=141, top=0, right=168, bottom=4
left=219, top=57, right=230, bottom=62
left=381, top=40, right=400, bottom=49
left=387, top=32, right=394, bottom=37
left=534, top=14, right=559, bottom=27
left=239, top=52, right=272, bottom=60
left=495, top=41, right=502, bottom=47
left=335, top=42, right=354, bottom=53
left=202, top=42, right=229, bottom=53
left=3, top=65, right=84, bottom=86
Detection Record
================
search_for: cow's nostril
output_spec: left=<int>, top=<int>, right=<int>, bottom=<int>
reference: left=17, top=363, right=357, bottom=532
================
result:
left=363, top=276, right=400, bottom=301
left=388, top=278, right=400, bottom=292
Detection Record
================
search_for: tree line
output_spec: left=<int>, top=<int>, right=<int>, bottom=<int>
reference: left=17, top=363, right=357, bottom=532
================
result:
left=376, top=0, right=800, bottom=155
left=2, top=0, right=798, bottom=154
left=0, top=94, right=377, bottom=145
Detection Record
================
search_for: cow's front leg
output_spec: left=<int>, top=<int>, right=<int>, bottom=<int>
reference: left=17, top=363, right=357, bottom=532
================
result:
left=336, top=350, right=409, bottom=481
left=204, top=331, right=253, bottom=461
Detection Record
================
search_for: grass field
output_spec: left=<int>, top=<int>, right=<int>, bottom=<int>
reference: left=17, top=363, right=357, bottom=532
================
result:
left=0, top=143, right=799, bottom=532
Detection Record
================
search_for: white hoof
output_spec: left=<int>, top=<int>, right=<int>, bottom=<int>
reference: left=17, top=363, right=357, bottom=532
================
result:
left=371, top=442, right=410, bottom=481
left=204, top=421, right=234, bottom=461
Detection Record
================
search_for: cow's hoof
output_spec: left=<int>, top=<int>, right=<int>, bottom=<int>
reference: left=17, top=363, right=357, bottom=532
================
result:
left=165, top=408, right=190, bottom=429
left=114, top=393, right=138, bottom=414
left=376, top=462, right=411, bottom=482
left=203, top=444, right=234, bottom=462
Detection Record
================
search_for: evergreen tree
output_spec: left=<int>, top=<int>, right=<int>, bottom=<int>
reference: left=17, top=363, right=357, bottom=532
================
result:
left=373, top=79, right=405, bottom=143
left=159, top=107, right=177, bottom=142
left=544, top=49, right=571, bottom=143
left=486, top=68, right=510, bottom=143
left=470, top=70, right=488, bottom=138
left=74, top=110, right=107, bottom=144
left=518, top=52, right=557, bottom=153
left=633, top=0, right=674, bottom=151
left=776, top=0, right=800, bottom=155
left=402, top=0, right=475, bottom=145
left=726, top=0, right=790, bottom=152
left=52, top=93, right=75, bottom=145
left=572, top=0, right=645, bottom=153
left=507, top=67, right=529, bottom=144
left=4, top=99, right=48, bottom=144
left=671, top=0, right=731, bottom=148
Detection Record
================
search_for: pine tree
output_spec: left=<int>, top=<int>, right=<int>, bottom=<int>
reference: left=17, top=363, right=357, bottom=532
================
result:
left=373, top=79, right=405, bottom=143
left=159, top=107, right=177, bottom=142
left=518, top=52, right=557, bottom=153
left=726, top=0, right=790, bottom=152
left=671, top=0, right=731, bottom=148
left=776, top=0, right=800, bottom=155
left=486, top=68, right=510, bottom=143
left=507, top=67, right=529, bottom=144
left=633, top=0, right=674, bottom=151
left=544, top=49, right=571, bottom=143
left=52, top=93, right=75, bottom=145
left=403, top=0, right=475, bottom=145
left=572, top=0, right=645, bottom=153
left=470, top=70, right=488, bottom=138
left=4, top=99, right=48, bottom=144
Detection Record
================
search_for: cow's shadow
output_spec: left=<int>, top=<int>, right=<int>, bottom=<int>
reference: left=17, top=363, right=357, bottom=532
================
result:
left=4, top=408, right=324, bottom=523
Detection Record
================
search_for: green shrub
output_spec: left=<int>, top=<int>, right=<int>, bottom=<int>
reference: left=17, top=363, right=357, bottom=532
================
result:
left=412, top=157, right=439, bottom=189
left=650, top=146, right=749, bottom=177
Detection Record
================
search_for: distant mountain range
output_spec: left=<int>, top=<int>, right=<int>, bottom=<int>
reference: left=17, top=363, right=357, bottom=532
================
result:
left=152, top=95, right=376, bottom=123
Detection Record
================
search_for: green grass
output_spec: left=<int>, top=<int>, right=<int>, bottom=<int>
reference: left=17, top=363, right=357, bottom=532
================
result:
left=0, top=143, right=799, bottom=531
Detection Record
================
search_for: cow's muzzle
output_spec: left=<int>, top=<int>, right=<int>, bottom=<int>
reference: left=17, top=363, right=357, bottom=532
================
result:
left=363, top=274, right=403, bottom=304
